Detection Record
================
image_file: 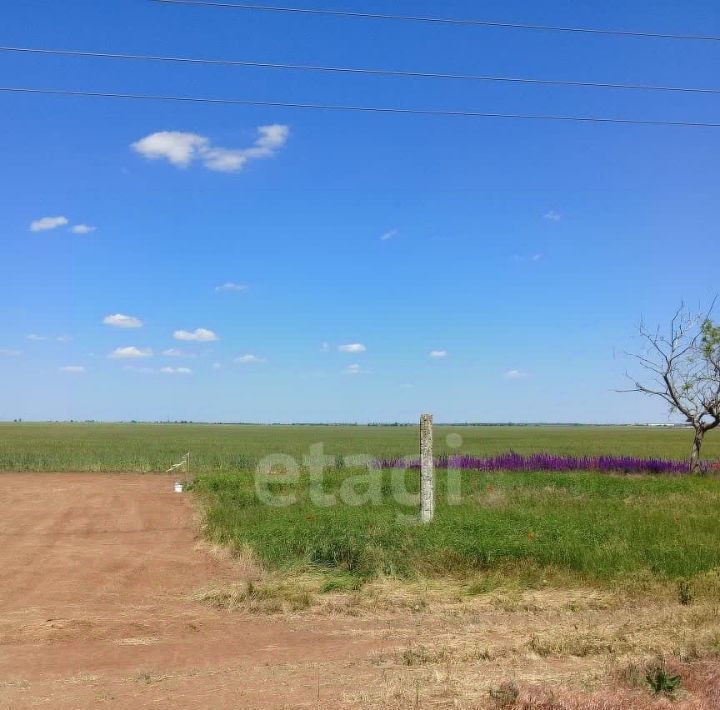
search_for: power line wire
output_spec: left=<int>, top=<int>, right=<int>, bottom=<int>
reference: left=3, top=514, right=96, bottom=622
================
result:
left=150, top=0, right=720, bottom=43
left=2, top=86, right=719, bottom=128
left=2, top=45, right=719, bottom=95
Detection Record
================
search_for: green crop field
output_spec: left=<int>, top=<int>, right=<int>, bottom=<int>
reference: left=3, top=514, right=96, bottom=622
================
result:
left=0, top=422, right=718, bottom=472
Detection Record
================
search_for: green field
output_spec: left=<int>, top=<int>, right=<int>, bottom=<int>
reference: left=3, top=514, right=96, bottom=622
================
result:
left=3, top=423, right=720, bottom=585
left=0, top=422, right=718, bottom=472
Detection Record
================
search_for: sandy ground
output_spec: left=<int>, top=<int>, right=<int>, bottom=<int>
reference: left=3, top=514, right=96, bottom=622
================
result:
left=0, top=474, right=393, bottom=709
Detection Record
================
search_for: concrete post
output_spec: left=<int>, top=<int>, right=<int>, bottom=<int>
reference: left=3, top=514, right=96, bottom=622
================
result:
left=420, top=414, right=434, bottom=523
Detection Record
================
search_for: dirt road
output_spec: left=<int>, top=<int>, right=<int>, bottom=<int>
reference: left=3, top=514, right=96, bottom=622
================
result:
left=0, top=474, right=389, bottom=709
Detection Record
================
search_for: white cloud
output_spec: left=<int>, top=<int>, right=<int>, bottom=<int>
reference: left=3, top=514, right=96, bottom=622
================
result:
left=30, top=216, right=68, bottom=232
left=199, top=125, right=290, bottom=172
left=103, top=314, right=143, bottom=329
left=0, top=348, right=21, bottom=357
left=339, top=343, right=366, bottom=353
left=173, top=328, right=218, bottom=342
left=212, top=362, right=222, bottom=370
left=235, top=354, right=266, bottom=364
left=71, top=224, right=96, bottom=234
left=344, top=363, right=363, bottom=375
left=429, top=350, right=448, bottom=358
left=109, top=346, right=153, bottom=359
left=160, top=366, right=192, bottom=375
left=215, top=282, right=249, bottom=293
left=504, top=369, right=529, bottom=380
left=59, top=365, right=85, bottom=373
left=201, top=148, right=249, bottom=173
left=131, top=125, right=289, bottom=173
left=131, top=131, right=209, bottom=167
left=543, top=210, right=562, bottom=222
left=531, top=253, right=543, bottom=262
left=26, top=334, right=48, bottom=341
left=380, top=228, right=398, bottom=241
left=250, top=124, right=290, bottom=154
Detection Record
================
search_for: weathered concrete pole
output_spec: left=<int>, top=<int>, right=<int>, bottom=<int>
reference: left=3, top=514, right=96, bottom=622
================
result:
left=420, top=413, right=434, bottom=523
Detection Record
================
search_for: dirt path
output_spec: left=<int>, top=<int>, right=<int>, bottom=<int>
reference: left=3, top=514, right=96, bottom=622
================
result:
left=0, top=474, right=391, bottom=709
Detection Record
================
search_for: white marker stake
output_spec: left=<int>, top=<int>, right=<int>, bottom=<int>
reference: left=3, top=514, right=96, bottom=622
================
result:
left=168, top=451, right=191, bottom=492
left=420, top=414, right=434, bottom=523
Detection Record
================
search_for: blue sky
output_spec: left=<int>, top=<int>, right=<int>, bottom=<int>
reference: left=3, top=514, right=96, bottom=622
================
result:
left=1, top=0, right=718, bottom=423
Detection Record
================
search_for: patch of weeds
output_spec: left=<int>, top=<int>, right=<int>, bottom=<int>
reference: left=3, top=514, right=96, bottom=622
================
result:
left=320, top=573, right=364, bottom=593
left=678, top=579, right=694, bottom=605
left=489, top=681, right=519, bottom=707
left=466, top=574, right=505, bottom=596
left=466, top=646, right=506, bottom=662
left=614, top=569, right=658, bottom=597
left=646, top=663, right=682, bottom=695
left=529, top=632, right=617, bottom=658
left=198, top=579, right=312, bottom=613
left=399, top=645, right=449, bottom=667
left=490, top=593, right=539, bottom=613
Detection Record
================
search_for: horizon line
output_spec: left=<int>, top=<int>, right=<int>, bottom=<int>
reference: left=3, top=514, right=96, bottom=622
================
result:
left=0, top=420, right=690, bottom=427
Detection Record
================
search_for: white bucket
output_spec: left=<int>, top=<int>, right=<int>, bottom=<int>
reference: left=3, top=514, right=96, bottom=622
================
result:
left=174, top=481, right=184, bottom=493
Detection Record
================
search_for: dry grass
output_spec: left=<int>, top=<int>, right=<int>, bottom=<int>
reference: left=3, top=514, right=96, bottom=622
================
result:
left=346, top=657, right=720, bottom=709
left=194, top=568, right=720, bottom=707
left=195, top=579, right=314, bottom=613
left=491, top=657, right=720, bottom=709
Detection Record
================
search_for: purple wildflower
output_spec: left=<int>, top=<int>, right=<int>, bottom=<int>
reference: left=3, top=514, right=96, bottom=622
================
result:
left=375, top=453, right=708, bottom=475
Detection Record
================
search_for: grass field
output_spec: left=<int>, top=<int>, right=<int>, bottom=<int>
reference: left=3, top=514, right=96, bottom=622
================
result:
left=1, top=422, right=718, bottom=472
left=196, top=468, right=720, bottom=583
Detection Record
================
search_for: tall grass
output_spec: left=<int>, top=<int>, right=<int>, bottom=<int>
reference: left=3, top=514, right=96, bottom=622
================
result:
left=195, top=468, right=720, bottom=582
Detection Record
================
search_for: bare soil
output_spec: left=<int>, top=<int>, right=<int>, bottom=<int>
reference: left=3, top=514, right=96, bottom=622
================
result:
left=0, top=474, right=388, bottom=708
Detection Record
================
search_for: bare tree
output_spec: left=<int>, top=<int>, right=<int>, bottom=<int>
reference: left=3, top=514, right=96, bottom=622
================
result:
left=623, top=302, right=720, bottom=473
